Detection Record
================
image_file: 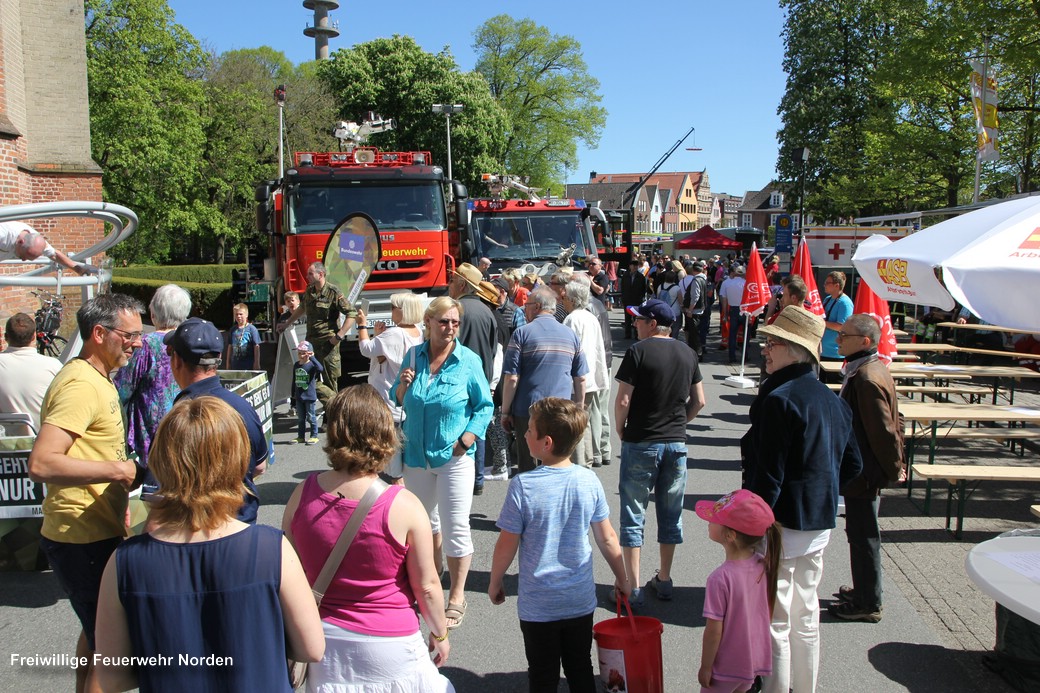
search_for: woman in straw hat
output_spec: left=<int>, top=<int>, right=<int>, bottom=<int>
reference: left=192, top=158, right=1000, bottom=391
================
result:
left=740, top=305, right=863, bottom=693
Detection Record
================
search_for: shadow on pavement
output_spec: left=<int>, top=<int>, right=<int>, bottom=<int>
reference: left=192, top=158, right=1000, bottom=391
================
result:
left=0, top=570, right=64, bottom=607
left=441, top=668, right=529, bottom=693
left=257, top=480, right=299, bottom=506
left=867, top=641, right=1016, bottom=692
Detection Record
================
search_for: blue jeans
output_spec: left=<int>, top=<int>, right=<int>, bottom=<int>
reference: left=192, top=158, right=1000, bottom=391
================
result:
left=296, top=399, right=317, bottom=439
left=618, top=441, right=687, bottom=547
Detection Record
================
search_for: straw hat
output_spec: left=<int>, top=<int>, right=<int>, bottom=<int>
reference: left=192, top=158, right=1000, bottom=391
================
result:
left=756, top=305, right=824, bottom=363
left=454, top=262, right=483, bottom=289
left=476, top=280, right=500, bottom=305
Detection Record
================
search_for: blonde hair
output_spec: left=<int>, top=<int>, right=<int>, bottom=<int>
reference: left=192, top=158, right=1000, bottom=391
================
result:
left=501, top=268, right=522, bottom=287
left=148, top=397, right=250, bottom=531
left=424, top=296, right=463, bottom=322
left=233, top=303, right=249, bottom=314
left=390, top=292, right=424, bottom=325
left=324, top=385, right=398, bottom=474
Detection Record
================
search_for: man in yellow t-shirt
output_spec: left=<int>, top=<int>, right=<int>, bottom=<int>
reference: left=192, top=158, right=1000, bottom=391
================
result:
left=29, top=293, right=143, bottom=693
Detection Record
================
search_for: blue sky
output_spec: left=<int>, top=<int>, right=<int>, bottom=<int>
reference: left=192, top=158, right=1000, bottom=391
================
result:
left=166, top=0, right=787, bottom=198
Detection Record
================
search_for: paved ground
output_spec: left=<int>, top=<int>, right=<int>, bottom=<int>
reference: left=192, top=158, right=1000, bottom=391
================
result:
left=0, top=308, right=1034, bottom=691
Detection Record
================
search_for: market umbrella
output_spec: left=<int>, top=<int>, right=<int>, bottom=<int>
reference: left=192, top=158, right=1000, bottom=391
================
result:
left=852, top=196, right=1040, bottom=331
left=852, top=280, right=898, bottom=364
left=792, top=237, right=825, bottom=316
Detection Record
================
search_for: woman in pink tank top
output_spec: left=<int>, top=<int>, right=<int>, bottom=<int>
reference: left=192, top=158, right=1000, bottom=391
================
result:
left=283, top=385, right=454, bottom=692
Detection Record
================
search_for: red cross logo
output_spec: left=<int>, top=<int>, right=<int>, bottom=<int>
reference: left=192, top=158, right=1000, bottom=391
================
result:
left=827, top=243, right=846, bottom=261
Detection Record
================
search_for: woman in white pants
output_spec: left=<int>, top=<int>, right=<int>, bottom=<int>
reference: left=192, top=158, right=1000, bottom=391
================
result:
left=395, top=297, right=494, bottom=631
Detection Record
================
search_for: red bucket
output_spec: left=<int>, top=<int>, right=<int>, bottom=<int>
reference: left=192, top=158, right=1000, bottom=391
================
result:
left=593, top=596, right=664, bottom=693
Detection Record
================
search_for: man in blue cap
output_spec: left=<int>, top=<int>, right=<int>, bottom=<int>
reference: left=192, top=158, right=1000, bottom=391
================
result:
left=164, top=318, right=268, bottom=523
left=613, top=299, right=705, bottom=607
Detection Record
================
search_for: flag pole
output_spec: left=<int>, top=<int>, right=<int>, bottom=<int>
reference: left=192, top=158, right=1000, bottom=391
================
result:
left=973, top=36, right=990, bottom=205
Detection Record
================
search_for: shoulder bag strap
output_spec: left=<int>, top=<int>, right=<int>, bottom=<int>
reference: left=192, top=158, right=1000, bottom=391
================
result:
left=311, top=478, right=389, bottom=604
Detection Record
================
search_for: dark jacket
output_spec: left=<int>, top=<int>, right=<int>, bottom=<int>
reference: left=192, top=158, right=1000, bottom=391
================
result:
left=741, top=362, right=863, bottom=531
left=620, top=269, right=648, bottom=307
left=839, top=356, right=903, bottom=498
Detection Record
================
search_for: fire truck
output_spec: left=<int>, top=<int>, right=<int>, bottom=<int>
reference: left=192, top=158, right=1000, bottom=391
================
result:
left=468, top=174, right=609, bottom=274
left=254, top=115, right=472, bottom=372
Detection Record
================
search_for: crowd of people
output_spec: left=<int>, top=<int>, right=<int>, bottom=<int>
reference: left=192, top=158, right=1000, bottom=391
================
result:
left=0, top=244, right=914, bottom=693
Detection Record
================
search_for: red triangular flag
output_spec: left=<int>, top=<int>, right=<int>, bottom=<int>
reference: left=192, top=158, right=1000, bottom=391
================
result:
left=741, top=243, right=771, bottom=317
left=793, top=237, right=825, bottom=316
left=853, top=279, right=898, bottom=365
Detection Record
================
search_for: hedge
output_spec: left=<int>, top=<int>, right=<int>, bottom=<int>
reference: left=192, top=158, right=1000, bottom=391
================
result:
left=112, top=264, right=246, bottom=284
left=111, top=277, right=235, bottom=326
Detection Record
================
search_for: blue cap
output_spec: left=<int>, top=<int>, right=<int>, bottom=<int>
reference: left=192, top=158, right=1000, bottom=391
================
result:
left=626, top=299, right=675, bottom=327
left=163, top=317, right=223, bottom=366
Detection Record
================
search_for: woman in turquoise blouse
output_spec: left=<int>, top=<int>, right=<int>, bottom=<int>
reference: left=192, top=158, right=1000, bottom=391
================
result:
left=394, top=296, right=493, bottom=631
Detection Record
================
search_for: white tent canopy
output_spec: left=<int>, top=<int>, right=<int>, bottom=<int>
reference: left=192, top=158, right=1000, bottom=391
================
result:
left=852, top=196, right=1040, bottom=332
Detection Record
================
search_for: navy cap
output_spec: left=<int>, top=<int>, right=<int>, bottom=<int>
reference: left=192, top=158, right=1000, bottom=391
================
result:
left=163, top=317, right=223, bottom=366
left=626, top=299, right=675, bottom=327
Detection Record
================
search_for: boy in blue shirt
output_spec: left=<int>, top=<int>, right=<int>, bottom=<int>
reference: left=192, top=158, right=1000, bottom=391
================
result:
left=225, top=303, right=261, bottom=371
left=489, top=397, right=630, bottom=692
left=291, top=341, right=324, bottom=445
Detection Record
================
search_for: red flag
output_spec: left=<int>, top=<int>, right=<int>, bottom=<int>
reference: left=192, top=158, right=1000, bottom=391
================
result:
left=793, top=238, right=825, bottom=316
left=741, top=243, right=771, bottom=317
left=853, top=279, right=898, bottom=365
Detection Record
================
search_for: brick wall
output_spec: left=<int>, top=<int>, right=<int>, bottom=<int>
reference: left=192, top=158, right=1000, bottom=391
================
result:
left=0, top=0, right=102, bottom=330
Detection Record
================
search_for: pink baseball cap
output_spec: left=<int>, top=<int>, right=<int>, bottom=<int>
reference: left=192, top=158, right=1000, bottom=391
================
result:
left=695, top=489, right=775, bottom=536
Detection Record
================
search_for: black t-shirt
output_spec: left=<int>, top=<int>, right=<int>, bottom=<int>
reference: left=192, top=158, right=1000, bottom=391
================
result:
left=615, top=337, right=702, bottom=443
left=592, top=270, right=610, bottom=302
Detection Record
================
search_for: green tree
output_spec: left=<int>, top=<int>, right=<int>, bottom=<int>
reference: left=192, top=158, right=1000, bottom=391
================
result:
left=86, top=0, right=208, bottom=264
left=473, top=15, right=607, bottom=194
left=317, top=36, right=508, bottom=192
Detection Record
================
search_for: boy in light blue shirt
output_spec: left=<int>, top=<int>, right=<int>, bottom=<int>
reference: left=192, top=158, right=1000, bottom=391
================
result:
left=489, top=397, right=630, bottom=692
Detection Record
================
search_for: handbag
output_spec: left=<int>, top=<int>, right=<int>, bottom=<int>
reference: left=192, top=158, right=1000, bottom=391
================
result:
left=287, top=477, right=389, bottom=689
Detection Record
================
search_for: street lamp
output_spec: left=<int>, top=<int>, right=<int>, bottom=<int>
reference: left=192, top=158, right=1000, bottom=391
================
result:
left=431, top=104, right=464, bottom=181
left=682, top=145, right=703, bottom=232
left=795, top=146, right=810, bottom=235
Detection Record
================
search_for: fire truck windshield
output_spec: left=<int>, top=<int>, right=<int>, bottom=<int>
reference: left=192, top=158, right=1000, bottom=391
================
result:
left=289, top=182, right=446, bottom=233
left=473, top=211, right=594, bottom=262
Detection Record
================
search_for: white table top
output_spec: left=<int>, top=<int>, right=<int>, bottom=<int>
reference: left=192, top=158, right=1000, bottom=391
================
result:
left=966, top=535, right=1040, bottom=625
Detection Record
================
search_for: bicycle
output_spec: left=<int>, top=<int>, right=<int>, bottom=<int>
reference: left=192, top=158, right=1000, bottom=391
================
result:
left=32, top=289, right=68, bottom=358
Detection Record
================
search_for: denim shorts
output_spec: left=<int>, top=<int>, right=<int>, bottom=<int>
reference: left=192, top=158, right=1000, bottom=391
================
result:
left=618, top=441, right=687, bottom=547
left=40, top=535, right=121, bottom=649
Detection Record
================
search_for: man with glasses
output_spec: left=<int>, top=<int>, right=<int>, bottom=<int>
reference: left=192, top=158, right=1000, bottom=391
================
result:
left=501, top=287, right=588, bottom=474
left=29, top=293, right=145, bottom=692
left=165, top=318, right=268, bottom=523
left=830, top=314, right=902, bottom=623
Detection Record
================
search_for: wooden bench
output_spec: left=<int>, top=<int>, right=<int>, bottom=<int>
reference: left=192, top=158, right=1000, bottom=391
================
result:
left=897, top=384, right=990, bottom=403
left=911, top=464, right=1040, bottom=538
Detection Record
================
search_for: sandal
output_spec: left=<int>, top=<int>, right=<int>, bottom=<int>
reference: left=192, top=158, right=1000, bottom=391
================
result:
left=445, top=601, right=467, bottom=630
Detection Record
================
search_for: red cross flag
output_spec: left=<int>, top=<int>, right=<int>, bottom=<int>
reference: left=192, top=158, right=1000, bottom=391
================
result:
left=792, top=238, right=825, bottom=316
left=852, top=279, right=898, bottom=364
left=740, top=243, right=771, bottom=317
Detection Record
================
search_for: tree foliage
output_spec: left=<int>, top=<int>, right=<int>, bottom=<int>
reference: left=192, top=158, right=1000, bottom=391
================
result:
left=86, top=0, right=207, bottom=263
left=777, top=0, right=1040, bottom=221
left=317, top=36, right=508, bottom=193
left=473, top=15, right=607, bottom=195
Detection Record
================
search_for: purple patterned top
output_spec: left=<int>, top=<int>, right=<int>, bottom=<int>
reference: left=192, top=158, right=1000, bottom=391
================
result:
left=113, top=331, right=180, bottom=466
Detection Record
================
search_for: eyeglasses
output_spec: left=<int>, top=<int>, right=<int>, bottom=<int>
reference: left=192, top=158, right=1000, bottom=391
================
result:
left=436, top=318, right=460, bottom=327
left=549, top=280, right=564, bottom=286
left=104, top=325, right=143, bottom=342
left=763, top=339, right=787, bottom=350
left=838, top=332, right=864, bottom=339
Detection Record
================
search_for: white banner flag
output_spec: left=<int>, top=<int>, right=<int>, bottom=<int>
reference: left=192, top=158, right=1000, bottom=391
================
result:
left=969, top=59, right=999, bottom=162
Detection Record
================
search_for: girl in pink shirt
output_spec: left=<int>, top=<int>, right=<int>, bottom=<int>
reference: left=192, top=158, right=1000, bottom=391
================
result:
left=696, top=490, right=782, bottom=693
